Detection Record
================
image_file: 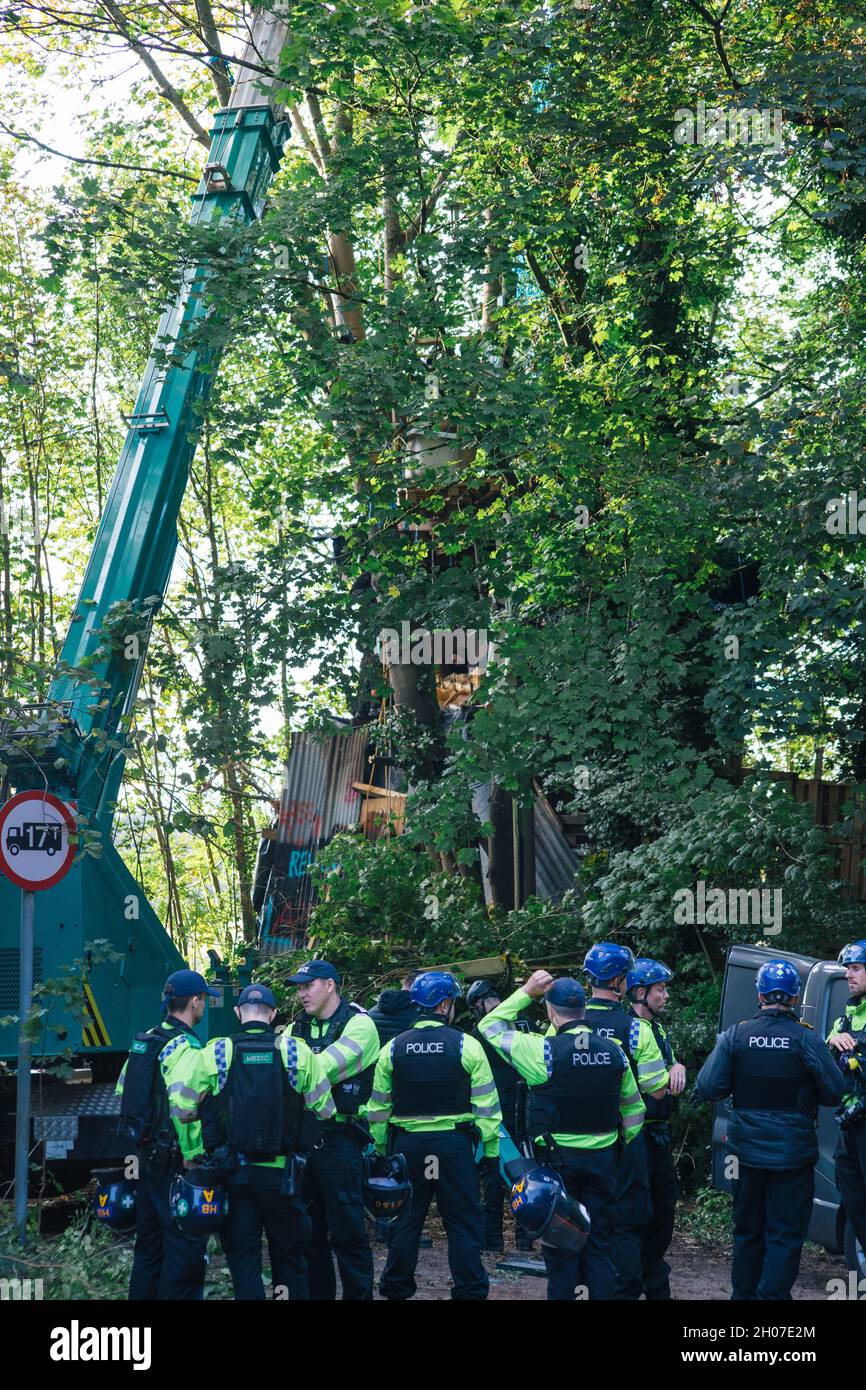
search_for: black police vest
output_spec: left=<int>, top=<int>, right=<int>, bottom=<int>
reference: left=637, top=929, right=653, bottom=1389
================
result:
left=292, top=997, right=375, bottom=1115
left=730, top=1011, right=814, bottom=1113
left=217, top=1027, right=305, bottom=1159
left=390, top=1024, right=472, bottom=1119
left=527, top=1024, right=625, bottom=1135
left=585, top=1000, right=640, bottom=1081
left=117, top=1019, right=188, bottom=1147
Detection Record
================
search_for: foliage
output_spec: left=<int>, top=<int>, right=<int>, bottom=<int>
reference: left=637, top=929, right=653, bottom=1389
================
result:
left=676, top=1187, right=733, bottom=1250
left=1, top=0, right=866, bottom=978
left=0, top=1212, right=132, bottom=1300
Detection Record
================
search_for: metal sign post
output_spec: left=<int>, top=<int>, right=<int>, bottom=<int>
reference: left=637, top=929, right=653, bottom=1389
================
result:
left=0, top=791, right=77, bottom=1245
left=14, top=889, right=35, bottom=1245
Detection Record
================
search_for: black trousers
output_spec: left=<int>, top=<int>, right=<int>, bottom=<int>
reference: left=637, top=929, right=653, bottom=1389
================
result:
left=380, top=1130, right=489, bottom=1300
left=641, top=1128, right=679, bottom=1299
left=128, top=1170, right=207, bottom=1301
left=221, top=1165, right=311, bottom=1300
left=303, top=1127, right=374, bottom=1300
left=610, top=1133, right=651, bottom=1300
left=542, top=1145, right=617, bottom=1301
left=480, top=1142, right=534, bottom=1251
left=731, top=1163, right=814, bottom=1300
left=836, top=1121, right=866, bottom=1253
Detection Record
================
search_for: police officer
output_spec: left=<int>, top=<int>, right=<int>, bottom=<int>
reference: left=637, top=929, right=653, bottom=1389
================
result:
left=626, top=958, right=685, bottom=1300
left=199, top=983, right=336, bottom=1300
left=479, top=970, right=646, bottom=1301
left=367, top=971, right=501, bottom=1300
left=116, top=968, right=218, bottom=1301
left=286, top=959, right=381, bottom=1300
left=584, top=942, right=669, bottom=1300
left=369, top=970, right=422, bottom=1046
left=827, top=940, right=866, bottom=1257
left=695, top=959, right=843, bottom=1300
left=467, top=979, right=534, bottom=1252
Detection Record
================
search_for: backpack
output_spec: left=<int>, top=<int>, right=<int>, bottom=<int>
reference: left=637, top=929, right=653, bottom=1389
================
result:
left=117, top=1022, right=186, bottom=1147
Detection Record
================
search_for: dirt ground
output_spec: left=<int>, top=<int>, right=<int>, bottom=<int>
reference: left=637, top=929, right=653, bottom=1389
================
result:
left=367, top=1216, right=843, bottom=1300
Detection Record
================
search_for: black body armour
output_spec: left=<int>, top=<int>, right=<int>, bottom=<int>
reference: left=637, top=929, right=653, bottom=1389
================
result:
left=117, top=1020, right=187, bottom=1147
left=292, top=998, right=375, bottom=1116
left=390, top=1024, right=472, bottom=1119
left=585, top=999, right=641, bottom=1083
left=730, top=1011, right=815, bottom=1113
left=216, top=1029, right=306, bottom=1159
left=528, top=1023, right=625, bottom=1135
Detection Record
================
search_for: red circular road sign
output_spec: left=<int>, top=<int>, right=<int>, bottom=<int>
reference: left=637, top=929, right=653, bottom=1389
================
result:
left=0, top=791, right=77, bottom=891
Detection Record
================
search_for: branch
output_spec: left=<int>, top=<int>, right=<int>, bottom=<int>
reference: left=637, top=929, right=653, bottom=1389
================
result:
left=524, top=246, right=590, bottom=351
left=289, top=103, right=325, bottom=175
left=684, top=0, right=741, bottom=89
left=193, top=0, right=232, bottom=105
left=98, top=0, right=210, bottom=147
left=305, top=91, right=333, bottom=166
left=0, top=119, right=198, bottom=181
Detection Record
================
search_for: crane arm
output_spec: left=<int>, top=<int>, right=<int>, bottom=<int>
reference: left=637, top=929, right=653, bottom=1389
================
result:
left=7, top=10, right=292, bottom=830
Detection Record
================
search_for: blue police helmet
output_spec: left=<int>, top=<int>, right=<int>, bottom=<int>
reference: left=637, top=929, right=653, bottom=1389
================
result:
left=170, top=1172, right=229, bottom=1235
left=510, top=1166, right=591, bottom=1252
left=91, top=1168, right=137, bottom=1231
left=410, top=971, right=463, bottom=1009
left=839, top=941, right=866, bottom=967
left=583, top=942, right=635, bottom=983
left=756, top=959, right=800, bottom=999
left=626, top=958, right=673, bottom=994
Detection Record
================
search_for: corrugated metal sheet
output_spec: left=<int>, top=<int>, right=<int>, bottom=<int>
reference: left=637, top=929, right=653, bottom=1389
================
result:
left=254, top=729, right=367, bottom=956
left=532, top=793, right=580, bottom=903
left=473, top=782, right=579, bottom=906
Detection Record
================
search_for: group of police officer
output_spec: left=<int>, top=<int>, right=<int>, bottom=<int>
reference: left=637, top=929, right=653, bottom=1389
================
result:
left=111, top=937, right=866, bottom=1302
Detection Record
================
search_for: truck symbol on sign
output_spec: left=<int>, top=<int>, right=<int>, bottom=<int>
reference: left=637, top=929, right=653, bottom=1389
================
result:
left=6, top=822, right=63, bottom=856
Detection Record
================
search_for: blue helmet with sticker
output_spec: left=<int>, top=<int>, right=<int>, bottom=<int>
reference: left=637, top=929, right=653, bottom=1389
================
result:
left=583, top=942, right=635, bottom=984
left=363, top=1152, right=412, bottom=1222
left=410, top=971, right=463, bottom=1010
left=91, top=1168, right=138, bottom=1231
left=838, top=941, right=866, bottom=967
left=170, top=1170, right=229, bottom=1234
left=510, top=1166, right=591, bottom=1252
left=626, top=959, right=673, bottom=995
left=756, top=959, right=800, bottom=999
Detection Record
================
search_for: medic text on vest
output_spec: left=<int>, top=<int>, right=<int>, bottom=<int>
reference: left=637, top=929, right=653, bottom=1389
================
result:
left=406, top=1041, right=444, bottom=1053
left=748, top=1036, right=790, bottom=1048
left=572, top=1051, right=611, bottom=1066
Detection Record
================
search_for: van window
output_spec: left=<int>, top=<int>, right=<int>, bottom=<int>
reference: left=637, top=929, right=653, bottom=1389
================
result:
left=720, top=966, right=758, bottom=1031
left=826, top=977, right=854, bottom=1037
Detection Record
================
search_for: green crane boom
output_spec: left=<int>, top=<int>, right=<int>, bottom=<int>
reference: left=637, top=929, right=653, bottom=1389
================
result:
left=0, top=10, right=291, bottom=1075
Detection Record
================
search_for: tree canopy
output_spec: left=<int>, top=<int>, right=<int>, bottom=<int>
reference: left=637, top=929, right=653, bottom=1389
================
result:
left=1, top=1, right=866, bottom=1061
